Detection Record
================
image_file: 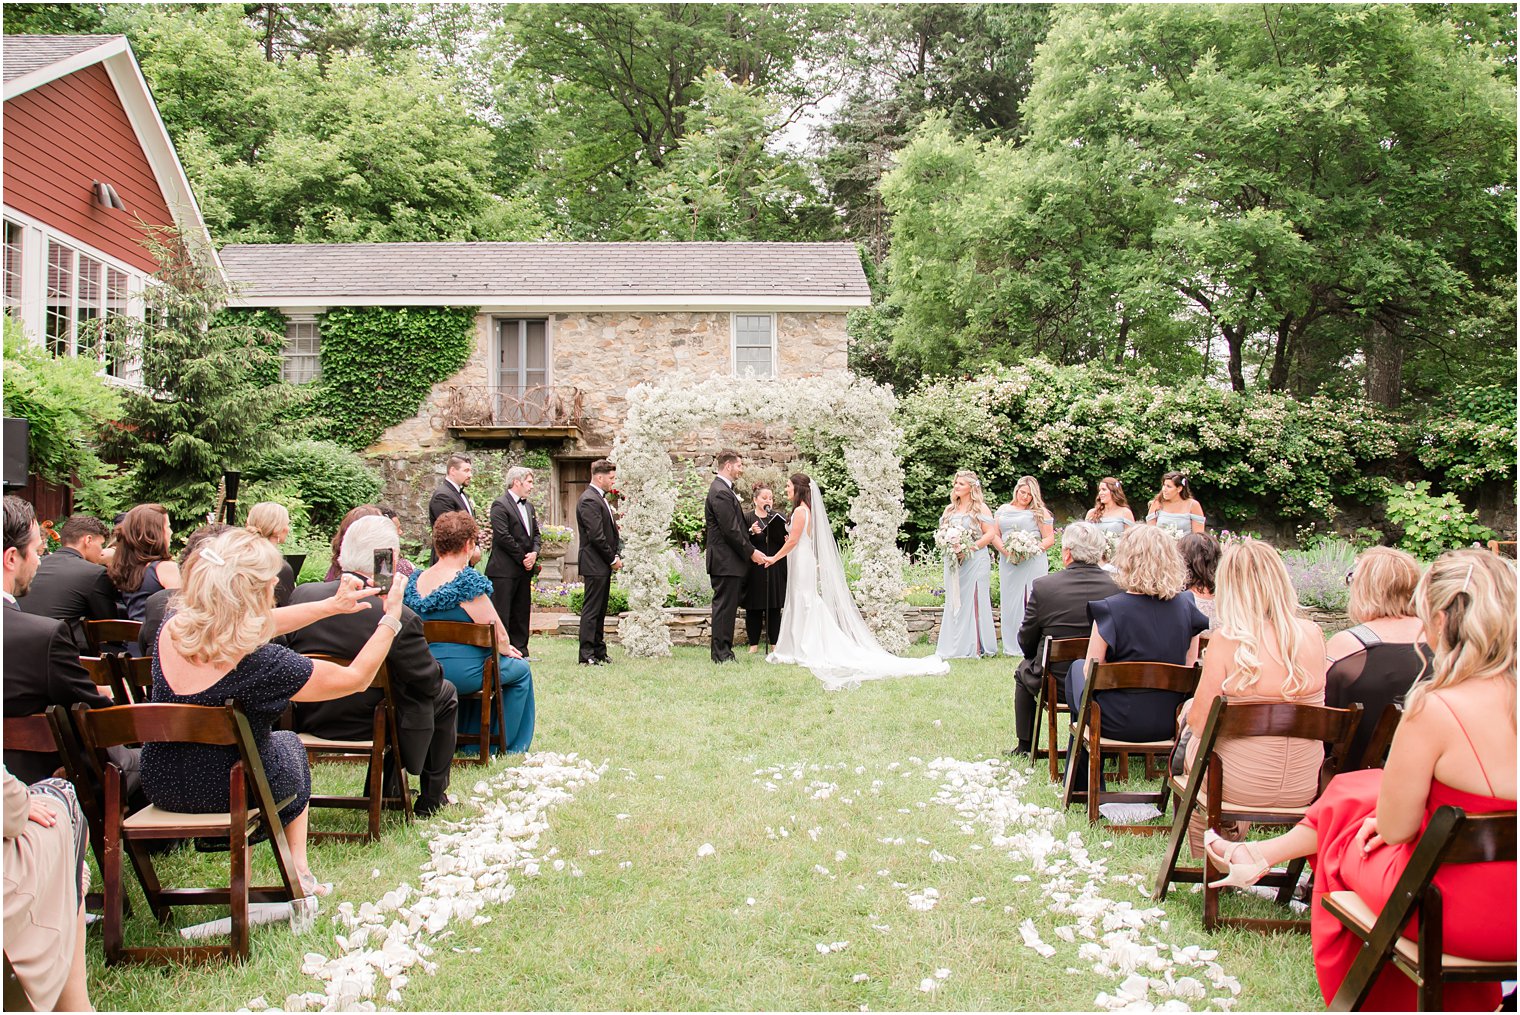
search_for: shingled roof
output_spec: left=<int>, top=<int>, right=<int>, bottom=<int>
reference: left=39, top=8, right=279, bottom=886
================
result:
left=3, top=35, right=123, bottom=83
left=219, top=242, right=872, bottom=307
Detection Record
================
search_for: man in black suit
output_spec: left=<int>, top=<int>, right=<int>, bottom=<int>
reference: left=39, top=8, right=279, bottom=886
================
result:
left=484, top=465, right=540, bottom=657
left=283, top=516, right=458, bottom=817
left=574, top=459, right=621, bottom=665
left=704, top=450, right=766, bottom=664
left=1013, top=521, right=1121, bottom=755
left=19, top=514, right=121, bottom=653
left=2, top=496, right=130, bottom=786
left=427, top=453, right=475, bottom=563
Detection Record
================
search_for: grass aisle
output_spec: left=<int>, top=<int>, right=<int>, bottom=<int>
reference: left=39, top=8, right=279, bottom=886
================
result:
left=90, top=637, right=1321, bottom=1012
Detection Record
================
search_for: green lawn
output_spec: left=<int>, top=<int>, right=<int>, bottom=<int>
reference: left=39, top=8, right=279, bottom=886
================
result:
left=88, top=637, right=1322, bottom=1012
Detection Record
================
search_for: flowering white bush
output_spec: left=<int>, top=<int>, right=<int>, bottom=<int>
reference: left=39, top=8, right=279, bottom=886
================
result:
left=610, top=371, right=909, bottom=656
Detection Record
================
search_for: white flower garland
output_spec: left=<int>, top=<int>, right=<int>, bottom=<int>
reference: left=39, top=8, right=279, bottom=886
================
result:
left=610, top=371, right=910, bottom=657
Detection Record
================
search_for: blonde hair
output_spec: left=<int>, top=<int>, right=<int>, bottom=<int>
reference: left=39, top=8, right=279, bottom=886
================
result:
left=1010, top=475, right=1050, bottom=522
left=164, top=529, right=280, bottom=666
left=1406, top=549, right=1517, bottom=725
left=1347, top=546, right=1422, bottom=624
left=944, top=469, right=992, bottom=520
left=1112, top=524, right=1185, bottom=599
left=1213, top=538, right=1315, bottom=697
left=245, top=501, right=290, bottom=542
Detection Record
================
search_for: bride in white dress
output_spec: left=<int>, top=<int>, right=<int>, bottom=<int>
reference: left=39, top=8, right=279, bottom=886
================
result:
left=763, top=472, right=949, bottom=690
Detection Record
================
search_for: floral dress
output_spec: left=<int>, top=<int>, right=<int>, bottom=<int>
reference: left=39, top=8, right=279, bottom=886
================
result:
left=404, top=568, right=534, bottom=755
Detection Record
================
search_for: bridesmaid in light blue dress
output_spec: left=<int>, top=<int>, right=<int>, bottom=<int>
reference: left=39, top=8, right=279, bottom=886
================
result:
left=937, top=470, right=999, bottom=659
left=1146, top=471, right=1206, bottom=535
left=1085, top=476, right=1138, bottom=537
left=994, top=476, right=1055, bottom=655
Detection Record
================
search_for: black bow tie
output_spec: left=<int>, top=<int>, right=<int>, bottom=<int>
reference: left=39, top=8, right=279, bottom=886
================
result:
left=517, top=498, right=529, bottom=506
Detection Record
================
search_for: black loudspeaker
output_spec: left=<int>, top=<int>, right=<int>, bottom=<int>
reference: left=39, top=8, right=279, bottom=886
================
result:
left=2, top=418, right=28, bottom=489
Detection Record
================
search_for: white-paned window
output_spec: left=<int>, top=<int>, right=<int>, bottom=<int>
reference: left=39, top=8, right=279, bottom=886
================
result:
left=733, top=313, right=775, bottom=378
left=2, top=221, right=21, bottom=315
left=281, top=316, right=321, bottom=383
left=45, top=240, right=76, bottom=356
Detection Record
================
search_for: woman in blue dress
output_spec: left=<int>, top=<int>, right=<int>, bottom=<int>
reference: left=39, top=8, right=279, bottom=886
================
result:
left=1145, top=471, right=1205, bottom=535
left=1085, top=476, right=1137, bottom=536
left=404, top=511, right=534, bottom=754
left=936, top=470, right=1000, bottom=659
left=994, top=476, right=1055, bottom=655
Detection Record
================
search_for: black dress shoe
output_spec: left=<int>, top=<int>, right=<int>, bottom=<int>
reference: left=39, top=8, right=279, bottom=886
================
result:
left=414, top=796, right=447, bottom=818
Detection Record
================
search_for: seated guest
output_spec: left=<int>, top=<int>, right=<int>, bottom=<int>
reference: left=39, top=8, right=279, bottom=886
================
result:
left=107, top=504, right=181, bottom=644
left=3, top=766, right=93, bottom=1012
left=405, top=511, right=533, bottom=755
left=18, top=513, right=119, bottom=653
left=146, top=528, right=403, bottom=897
left=140, top=524, right=231, bottom=656
left=1013, top=521, right=1120, bottom=755
left=1177, top=538, right=1327, bottom=855
left=1065, top=525, right=1208, bottom=791
left=246, top=502, right=297, bottom=607
left=1324, top=546, right=1430, bottom=765
left=323, top=504, right=381, bottom=581
left=286, top=516, right=459, bottom=817
left=1, top=496, right=123, bottom=786
left=1204, top=549, right=1515, bottom=1010
left=377, top=506, right=418, bottom=578
left=1178, top=532, right=1220, bottom=626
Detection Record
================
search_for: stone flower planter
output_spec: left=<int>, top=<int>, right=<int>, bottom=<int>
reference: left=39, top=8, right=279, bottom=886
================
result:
left=537, top=541, right=569, bottom=582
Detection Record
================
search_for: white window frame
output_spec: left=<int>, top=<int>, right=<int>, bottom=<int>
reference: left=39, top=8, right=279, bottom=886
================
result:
left=2, top=209, right=148, bottom=387
left=730, top=312, right=776, bottom=379
left=280, top=314, right=322, bottom=384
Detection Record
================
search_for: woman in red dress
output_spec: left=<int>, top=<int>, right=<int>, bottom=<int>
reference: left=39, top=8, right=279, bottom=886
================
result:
left=1205, top=548, right=1516, bottom=1009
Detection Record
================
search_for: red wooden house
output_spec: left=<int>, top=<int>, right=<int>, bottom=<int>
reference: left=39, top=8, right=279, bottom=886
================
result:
left=2, top=34, right=216, bottom=515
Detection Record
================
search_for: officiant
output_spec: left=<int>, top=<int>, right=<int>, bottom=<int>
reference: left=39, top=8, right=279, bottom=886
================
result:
left=743, top=483, right=788, bottom=653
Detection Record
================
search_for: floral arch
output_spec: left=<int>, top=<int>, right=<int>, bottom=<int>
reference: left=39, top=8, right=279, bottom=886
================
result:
left=608, top=372, right=910, bottom=658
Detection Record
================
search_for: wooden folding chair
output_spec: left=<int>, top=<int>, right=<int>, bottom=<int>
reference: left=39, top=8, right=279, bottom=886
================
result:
left=1030, top=635, right=1086, bottom=782
left=102, top=652, right=154, bottom=705
left=73, top=701, right=306, bottom=965
left=1486, top=539, right=1517, bottom=559
left=1354, top=703, right=1403, bottom=772
left=297, top=654, right=413, bottom=842
left=422, top=620, right=506, bottom=764
left=1152, top=697, right=1362, bottom=933
left=1061, top=661, right=1201, bottom=833
left=4, top=706, right=120, bottom=914
left=1324, top=805, right=1517, bottom=1010
left=79, top=654, right=131, bottom=704
left=82, top=619, right=142, bottom=655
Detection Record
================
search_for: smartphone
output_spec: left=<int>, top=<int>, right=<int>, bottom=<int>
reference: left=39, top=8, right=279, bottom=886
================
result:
left=373, top=548, right=396, bottom=593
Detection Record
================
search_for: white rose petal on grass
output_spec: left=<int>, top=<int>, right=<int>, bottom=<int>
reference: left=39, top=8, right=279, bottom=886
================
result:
left=935, top=968, right=951, bottom=980
left=616, top=813, right=630, bottom=820
left=835, top=850, right=848, bottom=862
left=696, top=843, right=716, bottom=858
left=852, top=973, right=870, bottom=984
left=918, top=979, right=938, bottom=993
left=745, top=897, right=756, bottom=906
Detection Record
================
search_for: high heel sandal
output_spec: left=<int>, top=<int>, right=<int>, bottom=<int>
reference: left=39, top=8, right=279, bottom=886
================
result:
left=1203, top=829, right=1270, bottom=889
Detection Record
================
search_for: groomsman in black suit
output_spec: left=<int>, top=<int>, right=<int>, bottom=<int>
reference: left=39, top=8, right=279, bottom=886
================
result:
left=18, top=513, right=119, bottom=653
left=428, top=453, right=474, bottom=563
left=485, top=465, right=541, bottom=657
left=575, top=459, right=621, bottom=665
left=704, top=450, right=766, bottom=664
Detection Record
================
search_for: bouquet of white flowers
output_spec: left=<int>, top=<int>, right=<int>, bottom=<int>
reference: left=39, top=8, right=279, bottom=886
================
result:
left=1160, top=525, right=1187, bottom=541
left=934, top=521, right=975, bottom=567
left=1002, top=529, right=1044, bottom=564
left=1102, top=532, right=1122, bottom=562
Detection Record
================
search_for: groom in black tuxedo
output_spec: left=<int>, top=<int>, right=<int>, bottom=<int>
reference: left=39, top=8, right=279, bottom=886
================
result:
left=485, top=465, right=540, bottom=657
left=428, top=453, right=474, bottom=564
left=705, top=450, right=766, bottom=664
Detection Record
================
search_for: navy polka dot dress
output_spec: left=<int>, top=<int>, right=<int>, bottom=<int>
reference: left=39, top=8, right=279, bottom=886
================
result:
left=141, top=641, right=314, bottom=825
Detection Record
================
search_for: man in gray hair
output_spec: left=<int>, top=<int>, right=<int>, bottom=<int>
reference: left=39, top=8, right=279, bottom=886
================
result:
left=1012, top=520, right=1120, bottom=755
left=485, top=465, right=541, bottom=657
left=285, top=515, right=459, bottom=816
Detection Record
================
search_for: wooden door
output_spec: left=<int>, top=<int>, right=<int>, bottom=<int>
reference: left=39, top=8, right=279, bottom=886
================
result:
left=558, top=459, right=592, bottom=582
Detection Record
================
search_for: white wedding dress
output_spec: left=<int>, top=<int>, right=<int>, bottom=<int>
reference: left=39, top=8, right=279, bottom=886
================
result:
left=767, top=484, right=949, bottom=691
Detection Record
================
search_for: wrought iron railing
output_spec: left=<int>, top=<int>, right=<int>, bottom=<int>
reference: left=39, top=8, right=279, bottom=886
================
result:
left=435, top=385, right=587, bottom=429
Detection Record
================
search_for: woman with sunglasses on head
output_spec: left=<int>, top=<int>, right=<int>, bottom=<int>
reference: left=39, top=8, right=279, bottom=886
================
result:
left=1204, top=549, right=1516, bottom=1010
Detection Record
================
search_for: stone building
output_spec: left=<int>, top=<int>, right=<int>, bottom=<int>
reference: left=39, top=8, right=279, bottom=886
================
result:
left=220, top=241, right=871, bottom=576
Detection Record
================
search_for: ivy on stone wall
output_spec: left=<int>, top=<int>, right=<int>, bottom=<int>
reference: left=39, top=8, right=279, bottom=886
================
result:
left=311, top=306, right=478, bottom=449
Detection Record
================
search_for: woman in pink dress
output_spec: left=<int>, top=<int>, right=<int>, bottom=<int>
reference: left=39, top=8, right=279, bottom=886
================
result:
left=1204, top=549, right=1516, bottom=1009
